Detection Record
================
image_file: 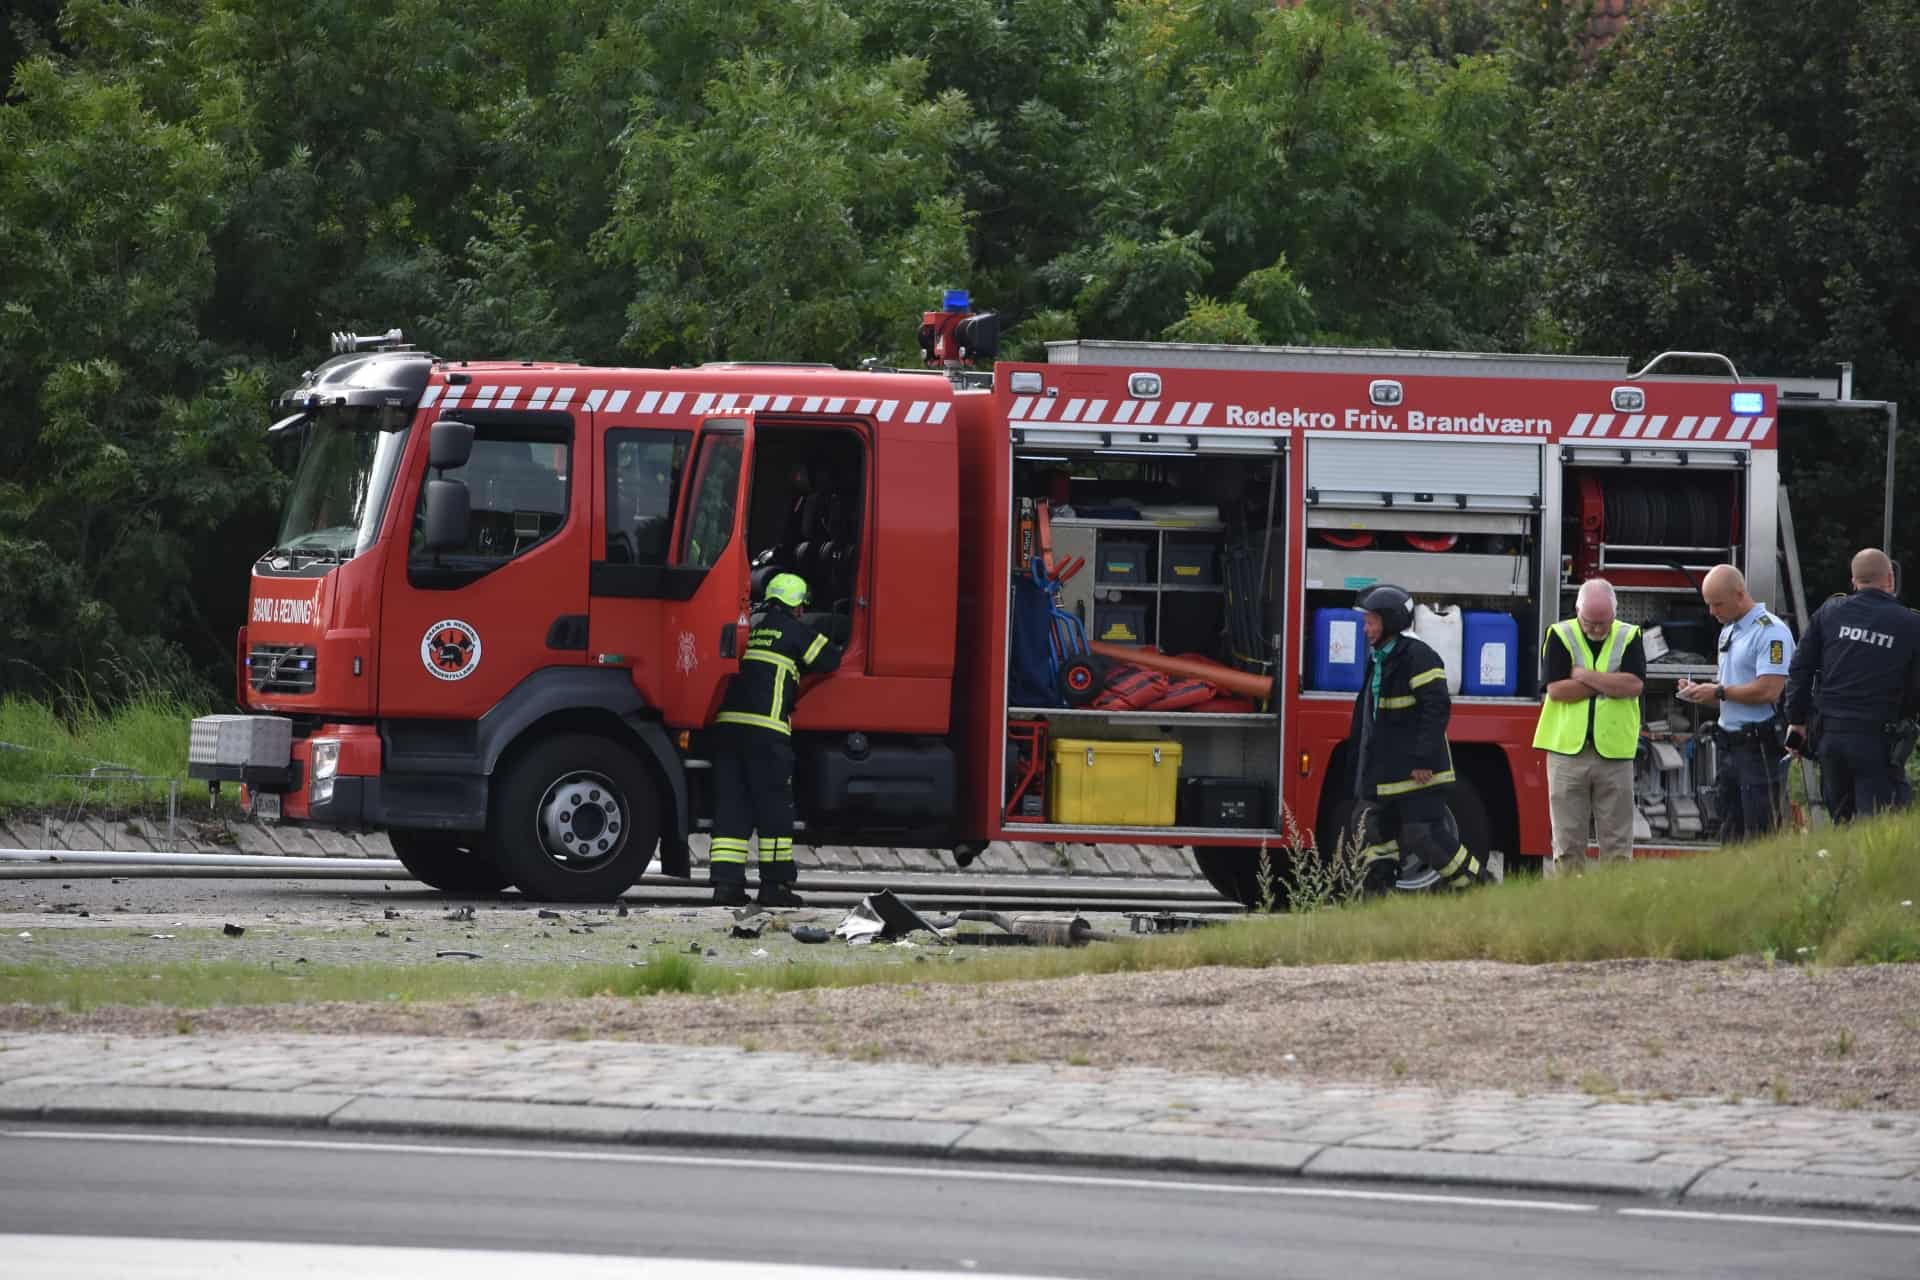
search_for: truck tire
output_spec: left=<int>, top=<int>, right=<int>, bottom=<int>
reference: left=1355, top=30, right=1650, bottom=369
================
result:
left=388, top=829, right=512, bottom=894
left=491, top=733, right=660, bottom=902
left=1193, top=845, right=1293, bottom=912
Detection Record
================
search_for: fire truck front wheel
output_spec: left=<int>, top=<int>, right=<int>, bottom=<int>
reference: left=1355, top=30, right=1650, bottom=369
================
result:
left=492, top=733, right=659, bottom=902
left=388, top=830, right=512, bottom=895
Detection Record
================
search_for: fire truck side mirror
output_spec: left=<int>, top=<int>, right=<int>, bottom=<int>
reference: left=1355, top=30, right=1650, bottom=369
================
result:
left=423, top=479, right=471, bottom=552
left=430, top=418, right=476, bottom=471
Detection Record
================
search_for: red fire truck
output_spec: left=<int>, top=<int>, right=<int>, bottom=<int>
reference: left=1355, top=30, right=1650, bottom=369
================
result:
left=188, top=310, right=1872, bottom=904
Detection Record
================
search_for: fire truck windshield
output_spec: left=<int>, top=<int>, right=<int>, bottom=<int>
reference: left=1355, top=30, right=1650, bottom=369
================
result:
left=273, top=409, right=411, bottom=562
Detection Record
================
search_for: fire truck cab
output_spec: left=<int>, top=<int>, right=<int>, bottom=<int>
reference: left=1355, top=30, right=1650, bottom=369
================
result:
left=188, top=319, right=1877, bottom=904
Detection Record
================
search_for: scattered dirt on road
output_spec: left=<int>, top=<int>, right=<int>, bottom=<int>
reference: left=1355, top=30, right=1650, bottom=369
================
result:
left=9, top=957, right=1918, bottom=1112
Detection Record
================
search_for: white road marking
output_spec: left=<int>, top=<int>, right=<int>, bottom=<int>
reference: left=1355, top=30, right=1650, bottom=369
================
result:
left=1618, top=1207, right=1920, bottom=1236
left=0, top=1234, right=1043, bottom=1278
left=5, top=1129, right=1594, bottom=1213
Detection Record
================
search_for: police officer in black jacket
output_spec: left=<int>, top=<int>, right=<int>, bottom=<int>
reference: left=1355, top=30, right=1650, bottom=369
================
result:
left=1784, top=548, right=1920, bottom=822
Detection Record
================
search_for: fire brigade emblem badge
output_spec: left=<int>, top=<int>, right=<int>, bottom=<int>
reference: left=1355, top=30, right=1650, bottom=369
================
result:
left=676, top=629, right=698, bottom=675
left=421, top=619, right=482, bottom=681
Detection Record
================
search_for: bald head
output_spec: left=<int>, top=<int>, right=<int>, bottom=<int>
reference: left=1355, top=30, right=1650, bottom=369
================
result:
left=1701, top=563, right=1752, bottom=625
left=1851, top=548, right=1894, bottom=590
left=1575, top=578, right=1617, bottom=639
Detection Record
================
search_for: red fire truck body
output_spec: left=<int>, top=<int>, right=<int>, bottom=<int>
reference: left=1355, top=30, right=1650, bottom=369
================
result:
left=195, top=330, right=1791, bottom=902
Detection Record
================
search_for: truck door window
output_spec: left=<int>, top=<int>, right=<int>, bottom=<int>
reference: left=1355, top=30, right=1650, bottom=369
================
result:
left=605, top=430, right=690, bottom=565
left=409, top=420, right=571, bottom=585
left=678, top=431, right=745, bottom=570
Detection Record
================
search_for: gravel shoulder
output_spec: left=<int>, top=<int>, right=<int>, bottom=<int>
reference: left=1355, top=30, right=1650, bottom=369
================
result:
left=7, top=953, right=1917, bottom=1113
left=4, top=877, right=1917, bottom=1113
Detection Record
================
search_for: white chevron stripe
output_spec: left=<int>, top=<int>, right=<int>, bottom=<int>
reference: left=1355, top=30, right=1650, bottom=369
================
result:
left=473, top=386, right=497, bottom=410
left=1749, top=416, right=1774, bottom=442
left=1567, top=413, right=1591, bottom=437
left=929, top=403, right=950, bottom=425
left=1621, top=415, right=1646, bottom=438
left=1029, top=397, right=1053, bottom=420
left=1135, top=401, right=1159, bottom=426
left=1190, top=401, right=1212, bottom=427
left=1166, top=401, right=1191, bottom=426
left=550, top=387, right=574, bottom=411
left=823, top=398, right=845, bottom=414
left=1643, top=415, right=1669, bottom=439
left=1114, top=400, right=1139, bottom=424
left=1695, top=416, right=1721, bottom=440
left=1589, top=414, right=1616, bottom=437
left=606, top=390, right=631, bottom=414
left=528, top=386, right=552, bottom=411
left=905, top=401, right=928, bottom=424
left=803, top=396, right=823, bottom=414
left=1674, top=415, right=1698, bottom=439
left=583, top=389, right=605, bottom=412
left=855, top=398, right=876, bottom=415
left=659, top=392, right=684, bottom=414
left=1060, top=398, right=1086, bottom=423
left=420, top=385, right=443, bottom=408
left=772, top=396, right=793, bottom=412
left=440, top=386, right=463, bottom=409
left=1010, top=396, right=1033, bottom=419
left=873, top=399, right=893, bottom=419
left=1727, top=416, right=1752, bottom=441
left=692, top=393, right=715, bottom=415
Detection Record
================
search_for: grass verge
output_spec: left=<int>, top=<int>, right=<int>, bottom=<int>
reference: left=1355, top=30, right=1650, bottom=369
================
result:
left=4, top=806, right=1916, bottom=1012
left=0, top=688, right=210, bottom=814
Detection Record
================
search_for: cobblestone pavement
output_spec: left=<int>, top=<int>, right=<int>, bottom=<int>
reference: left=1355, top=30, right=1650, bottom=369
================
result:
left=0, top=819, right=1204, bottom=880
left=2, top=1032, right=1915, bottom=1215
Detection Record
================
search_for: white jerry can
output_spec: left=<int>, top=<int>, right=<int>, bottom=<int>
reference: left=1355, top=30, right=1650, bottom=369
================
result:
left=1411, top=603, right=1463, bottom=694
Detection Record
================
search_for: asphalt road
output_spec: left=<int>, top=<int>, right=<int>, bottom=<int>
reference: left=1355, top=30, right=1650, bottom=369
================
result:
left=4, top=1127, right=1915, bottom=1279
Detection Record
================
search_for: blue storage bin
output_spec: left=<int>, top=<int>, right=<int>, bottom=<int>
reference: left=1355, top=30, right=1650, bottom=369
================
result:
left=1309, top=608, right=1367, bottom=692
left=1463, top=610, right=1520, bottom=696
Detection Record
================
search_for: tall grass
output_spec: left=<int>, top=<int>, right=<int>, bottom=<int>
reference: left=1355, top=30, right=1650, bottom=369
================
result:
left=0, top=677, right=211, bottom=813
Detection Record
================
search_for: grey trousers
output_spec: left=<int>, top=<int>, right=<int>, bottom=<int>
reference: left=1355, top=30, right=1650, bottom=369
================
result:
left=1545, top=746, right=1636, bottom=875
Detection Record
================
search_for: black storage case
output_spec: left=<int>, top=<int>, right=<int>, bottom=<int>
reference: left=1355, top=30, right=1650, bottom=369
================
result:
left=1096, top=536, right=1150, bottom=584
left=1178, top=776, right=1270, bottom=829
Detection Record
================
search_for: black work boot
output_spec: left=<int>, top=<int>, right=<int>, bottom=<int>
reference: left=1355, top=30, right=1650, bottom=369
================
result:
left=757, top=883, right=804, bottom=908
left=710, top=882, right=750, bottom=907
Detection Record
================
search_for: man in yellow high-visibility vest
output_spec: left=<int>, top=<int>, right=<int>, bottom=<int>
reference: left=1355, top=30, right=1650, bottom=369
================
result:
left=1534, top=578, right=1645, bottom=876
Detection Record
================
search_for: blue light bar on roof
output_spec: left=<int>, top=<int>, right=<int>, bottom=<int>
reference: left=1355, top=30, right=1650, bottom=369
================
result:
left=1731, top=390, right=1765, bottom=416
left=943, top=289, right=970, bottom=311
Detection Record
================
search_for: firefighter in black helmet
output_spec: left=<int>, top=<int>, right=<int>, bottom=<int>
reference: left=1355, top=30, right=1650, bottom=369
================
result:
left=707, top=572, right=845, bottom=908
left=1346, top=584, right=1484, bottom=893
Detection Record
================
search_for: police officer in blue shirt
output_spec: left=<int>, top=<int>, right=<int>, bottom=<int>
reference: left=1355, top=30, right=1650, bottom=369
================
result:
left=1677, top=564, right=1795, bottom=841
left=1784, top=548, right=1920, bottom=822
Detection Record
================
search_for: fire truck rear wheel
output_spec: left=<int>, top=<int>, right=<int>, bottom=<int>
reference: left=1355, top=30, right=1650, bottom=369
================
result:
left=1193, top=846, right=1294, bottom=912
left=388, top=829, right=512, bottom=894
left=493, top=733, right=659, bottom=902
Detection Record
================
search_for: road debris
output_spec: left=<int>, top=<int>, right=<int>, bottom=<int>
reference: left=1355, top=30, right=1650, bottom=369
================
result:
left=444, top=905, right=475, bottom=922
left=223, top=923, right=245, bottom=937
left=435, top=950, right=481, bottom=960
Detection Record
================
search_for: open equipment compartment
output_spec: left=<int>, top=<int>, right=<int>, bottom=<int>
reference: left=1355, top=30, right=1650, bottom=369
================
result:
left=1556, top=442, right=1766, bottom=846
left=1300, top=434, right=1544, bottom=704
left=1000, top=439, right=1288, bottom=837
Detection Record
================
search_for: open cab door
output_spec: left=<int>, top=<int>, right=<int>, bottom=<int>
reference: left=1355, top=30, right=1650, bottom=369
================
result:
left=656, top=414, right=756, bottom=728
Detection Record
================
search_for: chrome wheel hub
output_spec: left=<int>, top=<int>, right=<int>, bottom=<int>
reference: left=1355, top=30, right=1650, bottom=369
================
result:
left=536, top=771, right=625, bottom=867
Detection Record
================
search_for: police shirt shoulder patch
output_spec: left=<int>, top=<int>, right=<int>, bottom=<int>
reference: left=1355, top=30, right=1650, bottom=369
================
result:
left=1769, top=639, right=1784, bottom=664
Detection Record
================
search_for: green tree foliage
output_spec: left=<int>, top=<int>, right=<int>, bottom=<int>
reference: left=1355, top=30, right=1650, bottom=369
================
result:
left=0, top=0, right=1912, bottom=697
left=1540, top=0, right=1920, bottom=594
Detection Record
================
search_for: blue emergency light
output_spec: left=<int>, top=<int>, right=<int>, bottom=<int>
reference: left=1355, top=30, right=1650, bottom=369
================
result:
left=943, top=289, right=970, bottom=311
left=1731, top=390, right=1765, bottom=415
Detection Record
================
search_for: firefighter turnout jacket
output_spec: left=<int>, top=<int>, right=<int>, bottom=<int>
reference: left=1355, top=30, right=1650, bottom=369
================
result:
left=714, top=607, right=845, bottom=734
left=1348, top=633, right=1456, bottom=801
left=1784, top=588, right=1920, bottom=730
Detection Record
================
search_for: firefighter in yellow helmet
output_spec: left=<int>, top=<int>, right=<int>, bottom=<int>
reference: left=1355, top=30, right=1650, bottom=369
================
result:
left=707, top=572, right=844, bottom=907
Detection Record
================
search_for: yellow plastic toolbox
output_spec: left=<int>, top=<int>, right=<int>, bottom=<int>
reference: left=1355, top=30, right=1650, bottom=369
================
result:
left=1047, top=737, right=1182, bottom=827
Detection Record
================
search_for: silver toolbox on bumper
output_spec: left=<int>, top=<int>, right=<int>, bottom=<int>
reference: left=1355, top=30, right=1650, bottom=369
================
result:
left=187, top=714, right=294, bottom=785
